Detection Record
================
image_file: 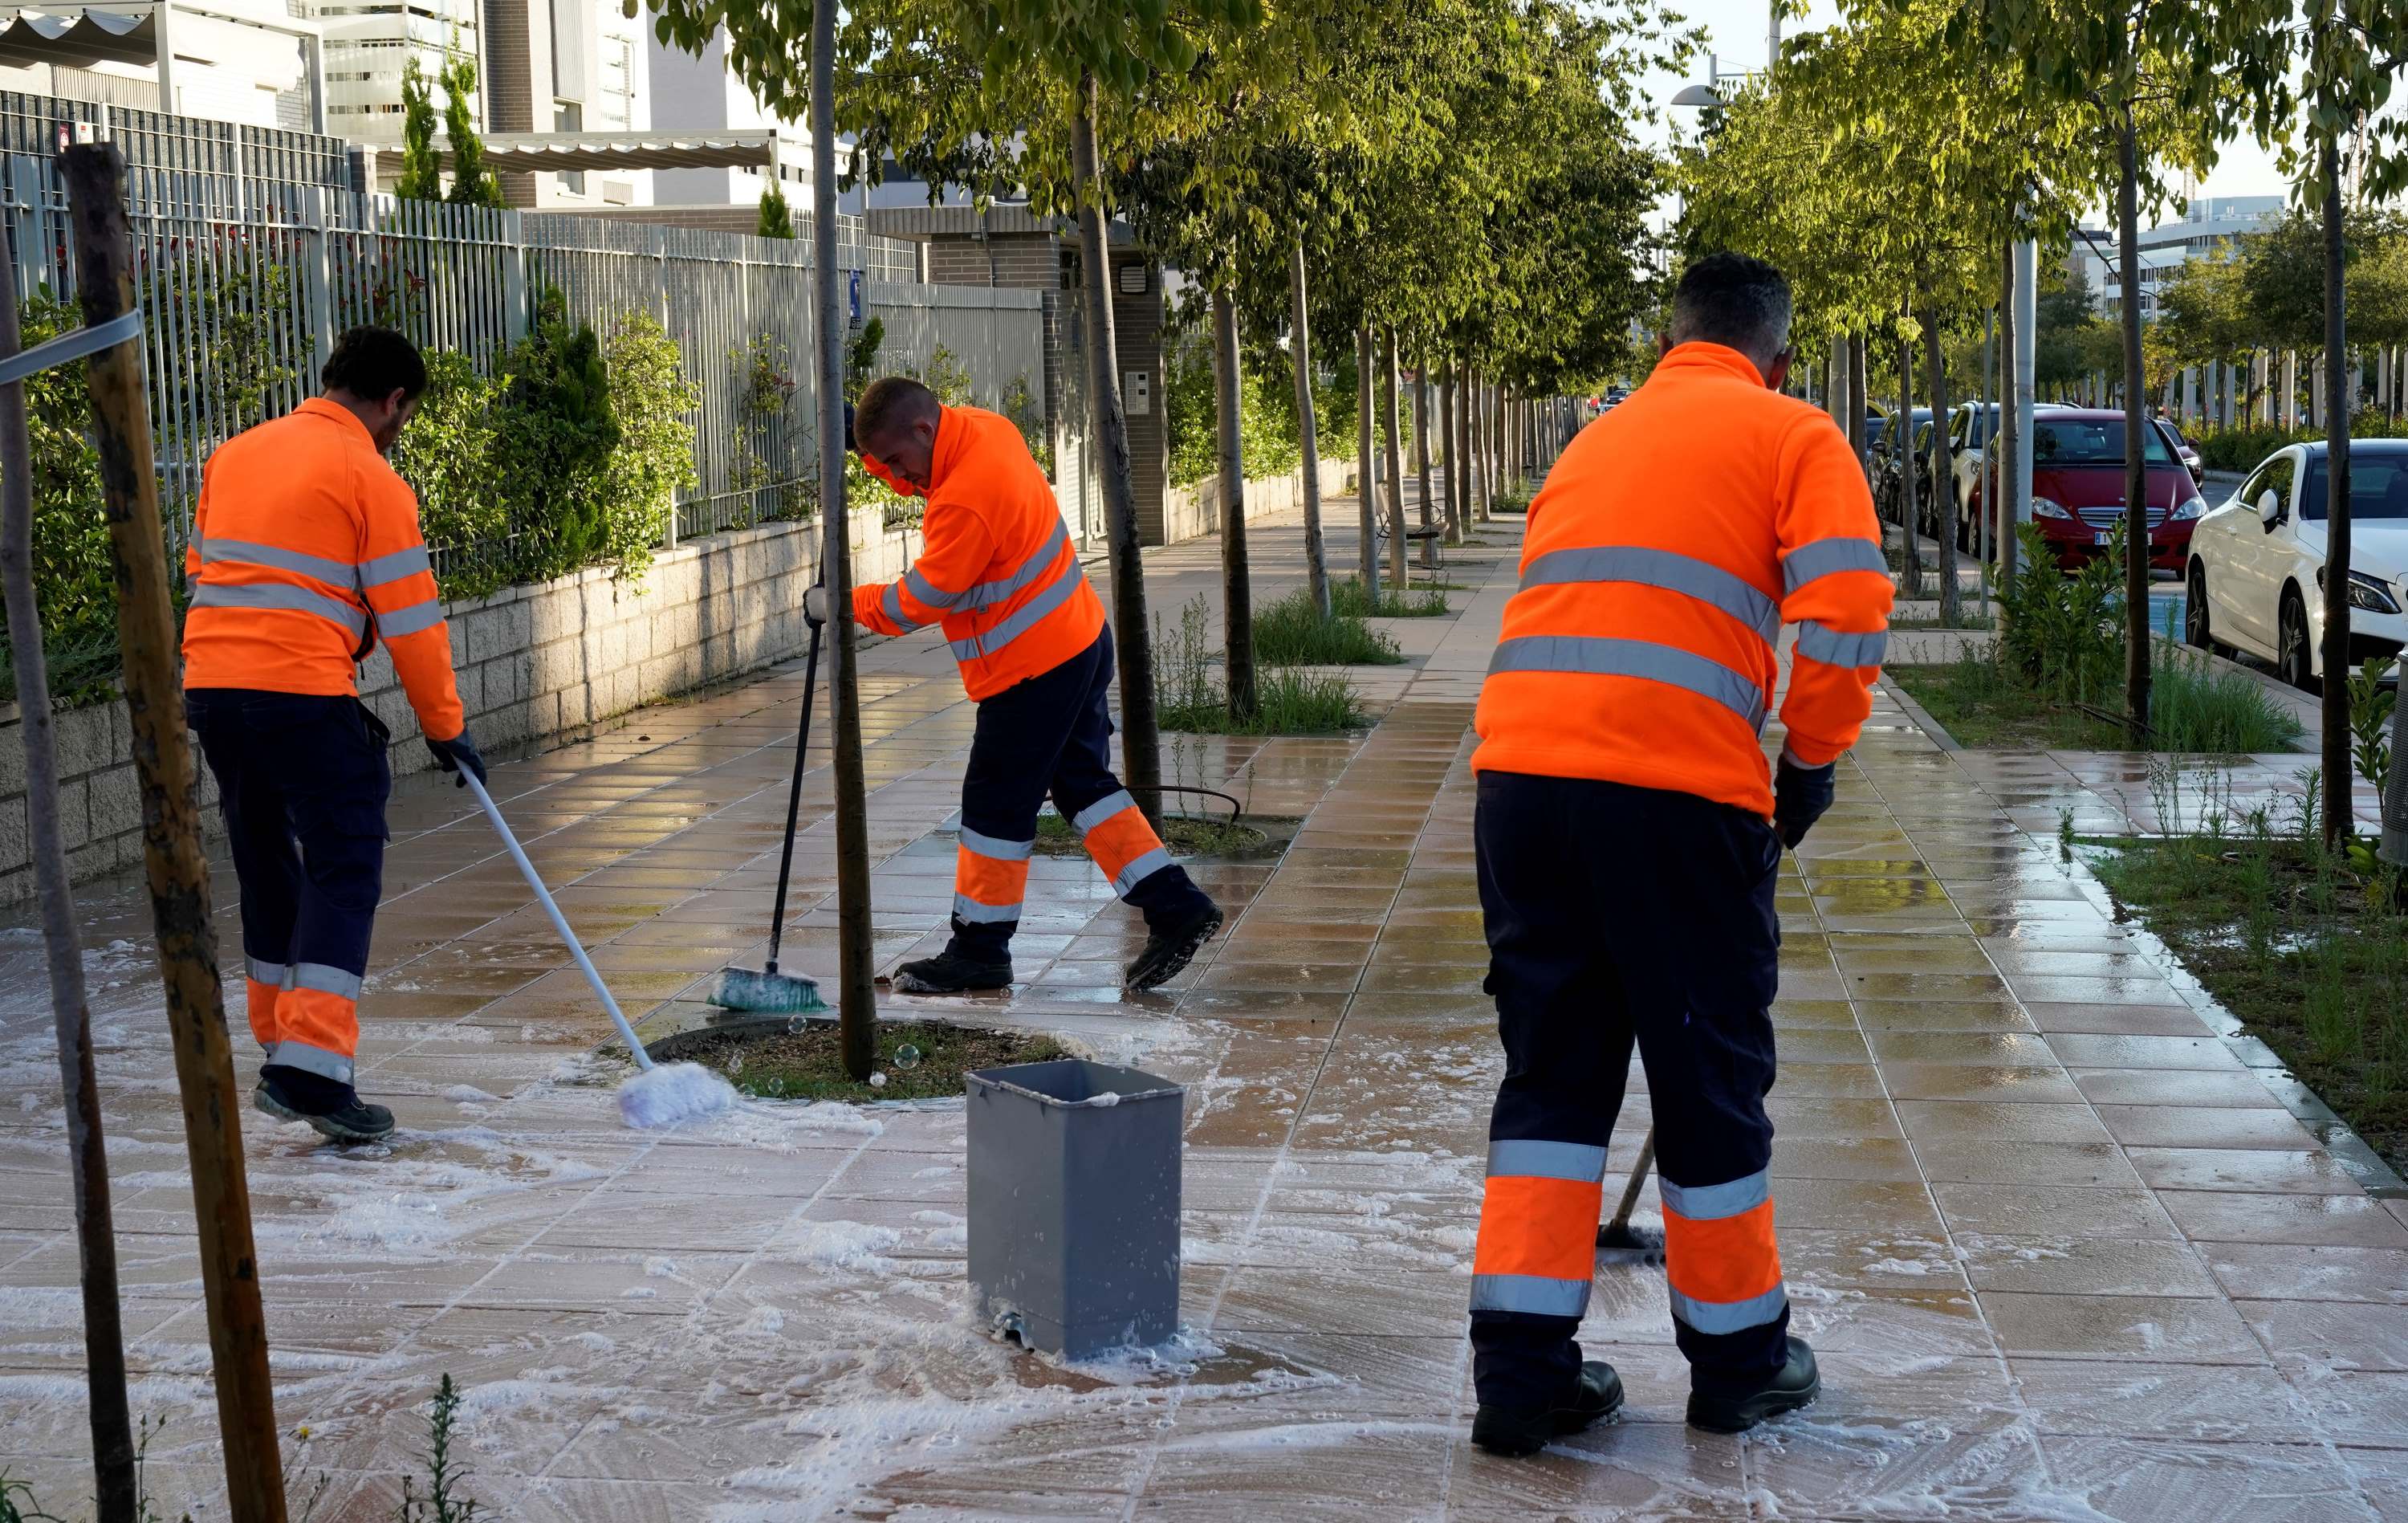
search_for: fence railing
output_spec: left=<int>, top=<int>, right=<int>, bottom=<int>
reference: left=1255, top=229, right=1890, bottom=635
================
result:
left=0, top=132, right=1030, bottom=562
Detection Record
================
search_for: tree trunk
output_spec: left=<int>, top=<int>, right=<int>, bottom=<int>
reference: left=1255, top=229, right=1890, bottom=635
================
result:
left=814, top=3, right=877, bottom=1078
left=2321, top=137, right=2353, bottom=849
left=1355, top=324, right=1375, bottom=584
left=1997, top=239, right=2019, bottom=601
left=1381, top=326, right=1406, bottom=589
left=1848, top=334, right=1867, bottom=471
left=1924, top=310, right=1960, bottom=626
left=1441, top=369, right=1459, bottom=540
left=1212, top=287, right=1256, bottom=723
left=59, top=142, right=288, bottom=1523
left=1898, top=329, right=1921, bottom=600
left=1071, top=75, right=1161, bottom=823
left=2118, top=112, right=2151, bottom=745
left=0, top=205, right=137, bottom=1523
left=1286, top=239, right=1330, bottom=620
left=1414, top=347, right=1439, bottom=548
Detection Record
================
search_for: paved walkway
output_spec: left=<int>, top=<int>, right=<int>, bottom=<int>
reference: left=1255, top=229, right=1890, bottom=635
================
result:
left=6, top=495, right=2408, bottom=1520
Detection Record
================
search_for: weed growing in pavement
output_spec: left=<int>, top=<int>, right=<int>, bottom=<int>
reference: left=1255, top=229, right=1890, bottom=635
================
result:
left=1, top=1472, right=63, bottom=1522
left=1251, top=586, right=1403, bottom=666
left=400, top=1374, right=480, bottom=1522
left=2349, top=655, right=2397, bottom=798
left=1329, top=576, right=1452, bottom=617
left=1154, top=594, right=1368, bottom=735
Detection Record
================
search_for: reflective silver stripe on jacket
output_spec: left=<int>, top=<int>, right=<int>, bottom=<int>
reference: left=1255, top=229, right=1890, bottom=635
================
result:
left=376, top=599, right=446, bottom=639
left=291, top=962, right=364, bottom=1000
left=1519, top=546, right=1781, bottom=647
left=266, top=1038, right=355, bottom=1085
left=1780, top=536, right=1887, bottom=596
left=952, top=893, right=1021, bottom=923
left=1794, top=621, right=1887, bottom=669
left=1072, top=789, right=1136, bottom=834
left=881, top=581, right=925, bottom=630
left=1667, top=1281, right=1788, bottom=1334
left=959, top=827, right=1034, bottom=861
left=1487, top=1138, right=1609, bottom=1182
left=356, top=544, right=433, bottom=588
left=197, top=535, right=358, bottom=588
left=191, top=580, right=369, bottom=640
left=948, top=554, right=1080, bottom=664
left=1659, top=1168, right=1770, bottom=1221
left=1487, top=635, right=1767, bottom=730
left=909, top=522, right=1071, bottom=613
left=1470, top=1272, right=1592, bottom=1318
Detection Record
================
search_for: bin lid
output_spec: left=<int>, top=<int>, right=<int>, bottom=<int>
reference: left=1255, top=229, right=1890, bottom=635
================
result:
left=966, top=1058, right=1182, bottom=1108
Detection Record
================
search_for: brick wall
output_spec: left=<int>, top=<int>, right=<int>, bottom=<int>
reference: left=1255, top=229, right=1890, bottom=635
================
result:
left=925, top=234, right=1059, bottom=289
left=0, top=508, right=918, bottom=903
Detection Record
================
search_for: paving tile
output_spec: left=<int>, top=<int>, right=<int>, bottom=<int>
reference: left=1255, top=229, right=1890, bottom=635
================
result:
left=2162, top=1191, right=2408, bottom=1248
left=2038, top=1435, right=2379, bottom=1522
left=1957, top=1236, right=2223, bottom=1298
left=1933, top=1183, right=2182, bottom=1240
left=2011, top=1358, right=2318, bottom=1443
left=2207, top=1244, right=2408, bottom=1306
left=1980, top=1290, right=2262, bottom=1361
left=2129, top=1147, right=2373, bottom=1196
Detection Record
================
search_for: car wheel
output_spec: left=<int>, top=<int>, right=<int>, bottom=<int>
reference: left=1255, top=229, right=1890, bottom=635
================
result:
left=2277, top=588, right=2316, bottom=691
left=2185, top=563, right=2215, bottom=652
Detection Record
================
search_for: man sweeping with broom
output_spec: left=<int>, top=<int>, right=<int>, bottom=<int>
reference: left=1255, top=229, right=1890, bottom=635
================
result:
left=811, top=376, right=1222, bottom=993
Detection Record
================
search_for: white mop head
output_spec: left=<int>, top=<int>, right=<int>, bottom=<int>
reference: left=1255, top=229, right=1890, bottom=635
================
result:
left=619, top=1061, right=738, bottom=1129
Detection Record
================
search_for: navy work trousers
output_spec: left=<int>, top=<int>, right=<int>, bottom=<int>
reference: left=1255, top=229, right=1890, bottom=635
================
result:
left=1470, top=769, right=1790, bottom=1411
left=949, top=627, right=1210, bottom=959
left=188, top=688, right=390, bottom=1084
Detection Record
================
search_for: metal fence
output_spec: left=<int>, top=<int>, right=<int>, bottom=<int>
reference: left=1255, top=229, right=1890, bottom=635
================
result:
left=0, top=128, right=1037, bottom=563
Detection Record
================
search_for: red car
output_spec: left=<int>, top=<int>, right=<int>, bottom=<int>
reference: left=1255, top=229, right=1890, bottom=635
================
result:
left=1966, top=409, right=2207, bottom=572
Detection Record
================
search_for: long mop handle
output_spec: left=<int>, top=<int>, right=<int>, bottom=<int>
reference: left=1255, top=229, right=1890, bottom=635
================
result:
left=460, top=770, right=654, bottom=1072
left=762, top=612, right=825, bottom=975
left=1605, top=1128, right=1655, bottom=1233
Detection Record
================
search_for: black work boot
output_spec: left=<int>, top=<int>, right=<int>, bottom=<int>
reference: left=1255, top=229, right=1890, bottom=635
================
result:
left=892, top=950, right=1013, bottom=993
left=1470, top=1360, right=1624, bottom=1457
left=1124, top=902, right=1224, bottom=991
left=253, top=1064, right=394, bottom=1143
left=1686, top=1335, right=1820, bottom=1434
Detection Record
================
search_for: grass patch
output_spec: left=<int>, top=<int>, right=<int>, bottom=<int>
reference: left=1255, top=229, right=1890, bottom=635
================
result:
left=1032, top=810, right=1284, bottom=857
left=1251, top=587, right=1403, bottom=665
left=1154, top=593, right=1369, bottom=735
left=1329, top=577, right=1454, bottom=618
left=667, top=1020, right=1070, bottom=1102
left=1890, top=647, right=2303, bottom=753
left=2087, top=816, right=2408, bottom=1175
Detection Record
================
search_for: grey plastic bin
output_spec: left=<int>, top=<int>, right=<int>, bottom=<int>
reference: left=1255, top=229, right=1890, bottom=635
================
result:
left=966, top=1059, right=1184, bottom=1359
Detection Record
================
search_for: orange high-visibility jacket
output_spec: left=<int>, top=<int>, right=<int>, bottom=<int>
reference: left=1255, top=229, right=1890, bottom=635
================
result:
left=181, top=397, right=466, bottom=742
left=1472, top=343, right=1893, bottom=816
left=855, top=405, right=1104, bottom=699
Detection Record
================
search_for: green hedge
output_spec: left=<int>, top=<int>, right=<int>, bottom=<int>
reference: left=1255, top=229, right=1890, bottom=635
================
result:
left=2194, top=409, right=2408, bottom=474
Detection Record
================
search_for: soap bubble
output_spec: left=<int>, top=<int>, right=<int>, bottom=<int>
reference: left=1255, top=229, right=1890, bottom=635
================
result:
left=786, top=1016, right=807, bottom=1035
left=868, top=1072, right=889, bottom=1089
left=893, top=1042, right=923, bottom=1070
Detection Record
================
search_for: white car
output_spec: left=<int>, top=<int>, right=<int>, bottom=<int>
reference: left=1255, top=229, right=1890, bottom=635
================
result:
left=2185, top=440, right=2408, bottom=687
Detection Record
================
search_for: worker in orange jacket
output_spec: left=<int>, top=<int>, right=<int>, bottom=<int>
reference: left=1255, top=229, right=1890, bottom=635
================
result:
left=1464, top=255, right=1893, bottom=1453
left=816, top=376, right=1223, bottom=992
left=184, top=327, right=485, bottom=1144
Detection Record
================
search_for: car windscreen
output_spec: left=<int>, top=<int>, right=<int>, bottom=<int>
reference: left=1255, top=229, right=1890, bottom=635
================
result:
left=2029, top=418, right=2174, bottom=467
left=2300, top=454, right=2408, bottom=521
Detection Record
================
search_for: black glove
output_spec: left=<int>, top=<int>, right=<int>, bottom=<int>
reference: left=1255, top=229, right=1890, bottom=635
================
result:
left=427, top=727, right=488, bottom=789
left=844, top=400, right=857, bottom=454
left=1772, top=751, right=1835, bottom=849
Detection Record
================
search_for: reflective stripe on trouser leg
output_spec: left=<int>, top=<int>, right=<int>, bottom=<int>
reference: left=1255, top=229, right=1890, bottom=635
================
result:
left=242, top=954, right=286, bottom=1050
left=1469, top=1139, right=1606, bottom=1318
left=954, top=839, right=1031, bottom=926
left=1071, top=790, right=1173, bottom=897
left=272, top=984, right=358, bottom=1085
left=1661, top=1167, right=1786, bottom=1334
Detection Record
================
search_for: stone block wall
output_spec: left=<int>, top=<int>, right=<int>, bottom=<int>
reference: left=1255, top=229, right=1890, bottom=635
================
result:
left=1160, top=458, right=1355, bottom=550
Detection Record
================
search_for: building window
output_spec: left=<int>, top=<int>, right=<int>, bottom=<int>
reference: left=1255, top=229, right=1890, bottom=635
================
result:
left=555, top=102, right=585, bottom=194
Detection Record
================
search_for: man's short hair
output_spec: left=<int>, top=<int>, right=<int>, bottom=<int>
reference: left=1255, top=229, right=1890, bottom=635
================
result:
left=1668, top=254, right=1794, bottom=368
left=320, top=326, right=428, bottom=401
left=856, top=376, right=940, bottom=442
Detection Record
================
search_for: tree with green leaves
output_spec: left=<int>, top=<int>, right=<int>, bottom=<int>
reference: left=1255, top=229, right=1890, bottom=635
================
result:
left=397, top=57, right=444, bottom=201
left=758, top=182, right=796, bottom=238
left=441, top=56, right=506, bottom=209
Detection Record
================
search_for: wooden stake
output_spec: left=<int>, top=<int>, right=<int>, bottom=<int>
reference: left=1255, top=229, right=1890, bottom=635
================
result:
left=58, top=141, right=287, bottom=1523
left=0, top=175, right=137, bottom=1523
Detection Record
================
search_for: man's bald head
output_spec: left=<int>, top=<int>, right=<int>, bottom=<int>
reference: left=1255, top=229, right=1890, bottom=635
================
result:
left=854, top=376, right=944, bottom=489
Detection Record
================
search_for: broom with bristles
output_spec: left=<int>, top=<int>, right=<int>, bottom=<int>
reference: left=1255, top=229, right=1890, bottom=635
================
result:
left=708, top=602, right=832, bottom=1016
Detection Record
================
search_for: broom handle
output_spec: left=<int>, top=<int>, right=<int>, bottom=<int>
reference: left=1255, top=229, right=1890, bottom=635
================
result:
left=764, top=612, right=825, bottom=973
left=461, top=770, right=653, bottom=1071
left=1606, top=1128, right=1655, bottom=1232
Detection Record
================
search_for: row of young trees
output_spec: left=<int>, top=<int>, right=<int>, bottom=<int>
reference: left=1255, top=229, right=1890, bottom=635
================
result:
left=653, top=0, right=1670, bottom=809
left=1680, top=0, right=2406, bottom=849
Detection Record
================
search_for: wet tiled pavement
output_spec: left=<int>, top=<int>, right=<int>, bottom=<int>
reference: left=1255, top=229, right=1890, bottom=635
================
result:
left=5, top=496, right=2407, bottom=1519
